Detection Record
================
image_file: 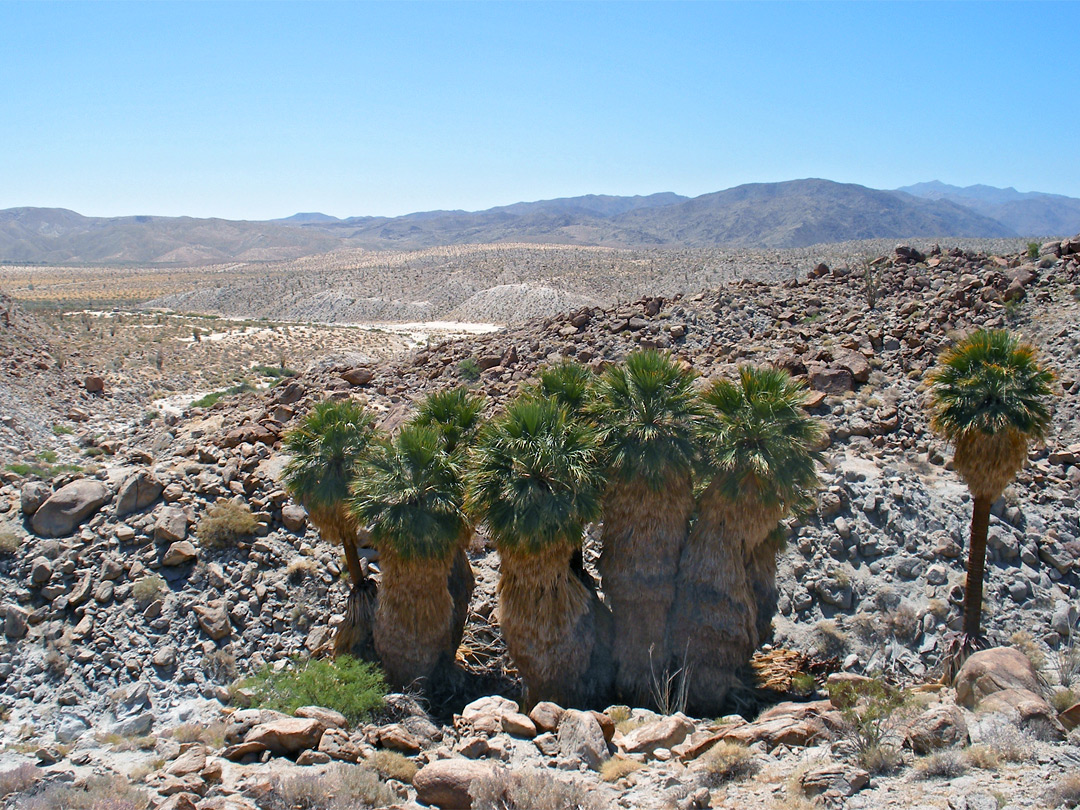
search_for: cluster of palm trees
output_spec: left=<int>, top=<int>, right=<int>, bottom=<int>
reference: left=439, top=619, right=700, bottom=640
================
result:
left=282, top=328, right=1054, bottom=713
left=284, top=349, right=825, bottom=715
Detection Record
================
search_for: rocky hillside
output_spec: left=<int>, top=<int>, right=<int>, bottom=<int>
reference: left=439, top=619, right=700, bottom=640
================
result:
left=0, top=236, right=1079, bottom=808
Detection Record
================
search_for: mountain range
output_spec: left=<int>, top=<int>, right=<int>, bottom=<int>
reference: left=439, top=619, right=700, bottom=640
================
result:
left=3, top=179, right=1077, bottom=265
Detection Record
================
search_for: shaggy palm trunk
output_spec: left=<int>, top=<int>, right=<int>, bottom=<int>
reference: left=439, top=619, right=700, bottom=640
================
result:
left=669, top=483, right=755, bottom=716
left=963, top=495, right=993, bottom=640
left=744, top=531, right=784, bottom=648
left=307, top=506, right=377, bottom=659
left=448, top=540, right=475, bottom=653
left=599, top=474, right=694, bottom=707
left=498, top=543, right=610, bottom=708
left=374, top=549, right=454, bottom=689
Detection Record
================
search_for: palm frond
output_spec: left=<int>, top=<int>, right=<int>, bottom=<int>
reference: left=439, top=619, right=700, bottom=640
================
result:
left=589, top=349, right=701, bottom=490
left=411, top=386, right=486, bottom=454
left=467, top=396, right=602, bottom=553
left=698, top=365, right=825, bottom=513
left=282, top=399, right=376, bottom=513
left=529, top=360, right=596, bottom=417
left=350, top=424, right=465, bottom=561
left=928, top=329, right=1055, bottom=442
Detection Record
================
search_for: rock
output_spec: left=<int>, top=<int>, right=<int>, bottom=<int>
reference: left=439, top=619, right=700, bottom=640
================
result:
left=221, top=741, right=269, bottom=761
left=905, top=704, right=968, bottom=754
left=954, top=647, right=1042, bottom=708
left=1058, top=701, right=1080, bottom=731
left=800, top=763, right=870, bottom=797
left=157, top=795, right=199, bottom=810
left=110, top=711, right=154, bottom=737
left=244, top=716, right=325, bottom=756
left=318, top=727, right=361, bottom=762
left=413, top=758, right=501, bottom=810
left=894, top=245, right=926, bottom=263
left=152, top=645, right=177, bottom=668
left=30, top=479, right=110, bottom=537
left=620, top=716, right=693, bottom=756
left=833, top=350, right=870, bottom=384
left=84, top=374, right=105, bottom=394
left=281, top=504, right=308, bottom=533
left=155, top=508, right=189, bottom=544
left=29, top=556, right=52, bottom=585
left=461, top=695, right=518, bottom=722
left=166, top=745, right=207, bottom=776
left=193, top=601, right=232, bottom=640
left=162, top=540, right=198, bottom=566
left=722, top=701, right=832, bottom=750
left=341, top=367, right=374, bottom=386
left=296, top=750, right=331, bottom=765
left=379, top=723, right=423, bottom=754
left=20, top=481, right=52, bottom=515
left=115, top=470, right=164, bottom=517
left=500, top=712, right=537, bottom=738
left=977, top=688, right=1064, bottom=739
left=809, top=367, right=854, bottom=394
left=556, top=709, right=608, bottom=770
left=295, top=705, right=347, bottom=730
left=55, top=714, right=89, bottom=743
left=528, top=701, right=564, bottom=734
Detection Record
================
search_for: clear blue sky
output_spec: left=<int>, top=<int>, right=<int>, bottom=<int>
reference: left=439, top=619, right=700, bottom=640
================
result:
left=1, top=1, right=1077, bottom=220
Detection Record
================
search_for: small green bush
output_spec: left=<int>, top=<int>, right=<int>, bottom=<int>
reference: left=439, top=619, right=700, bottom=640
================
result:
left=241, top=656, right=386, bottom=725
left=826, top=678, right=911, bottom=774
left=254, top=365, right=298, bottom=379
left=1027, top=241, right=1040, bottom=259
left=191, top=381, right=255, bottom=409
left=458, top=357, right=481, bottom=382
left=51, top=424, right=74, bottom=436
left=196, top=500, right=258, bottom=548
left=131, top=575, right=166, bottom=607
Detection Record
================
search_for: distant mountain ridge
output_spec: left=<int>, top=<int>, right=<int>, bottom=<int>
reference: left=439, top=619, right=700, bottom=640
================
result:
left=2, top=179, right=1074, bottom=265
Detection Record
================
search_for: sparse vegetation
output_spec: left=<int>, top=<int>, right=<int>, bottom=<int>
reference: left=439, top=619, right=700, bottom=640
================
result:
left=0, top=763, right=40, bottom=797
left=260, top=763, right=393, bottom=810
left=195, top=499, right=259, bottom=548
left=1046, top=773, right=1080, bottom=809
left=470, top=768, right=610, bottom=810
left=371, top=750, right=417, bottom=784
left=131, top=574, right=166, bottom=607
left=827, top=678, right=912, bottom=774
left=241, top=655, right=385, bottom=724
left=913, top=749, right=968, bottom=780
left=191, top=381, right=255, bottom=409
left=599, top=757, right=645, bottom=783
left=9, top=774, right=150, bottom=810
left=458, top=356, right=481, bottom=381
left=0, top=528, right=22, bottom=556
left=1028, top=241, right=1041, bottom=259
left=698, top=741, right=758, bottom=786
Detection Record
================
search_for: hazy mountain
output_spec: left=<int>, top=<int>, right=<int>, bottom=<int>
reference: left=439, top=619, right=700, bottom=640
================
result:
left=0, top=181, right=1032, bottom=265
left=897, top=181, right=1080, bottom=236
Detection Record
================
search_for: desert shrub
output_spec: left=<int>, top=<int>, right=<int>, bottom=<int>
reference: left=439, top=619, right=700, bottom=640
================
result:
left=790, top=672, right=816, bottom=696
left=1027, top=242, right=1041, bottom=259
left=1051, top=622, right=1080, bottom=690
left=827, top=678, right=911, bottom=774
left=0, top=763, right=40, bottom=797
left=1010, top=630, right=1047, bottom=671
left=131, top=574, right=165, bottom=607
left=51, top=424, right=74, bottom=436
left=963, top=744, right=1001, bottom=770
left=0, top=528, right=21, bottom=556
left=913, top=749, right=968, bottom=780
left=604, top=705, right=631, bottom=725
left=458, top=357, right=481, bottom=381
left=1046, top=773, right=1080, bottom=808
left=261, top=763, right=392, bottom=810
left=886, top=603, right=920, bottom=642
left=1051, top=688, right=1077, bottom=713
left=814, top=619, right=849, bottom=658
left=470, top=769, right=609, bottom=810
left=286, top=556, right=319, bottom=584
left=371, top=750, right=417, bottom=784
left=12, top=775, right=149, bottom=810
left=698, top=741, right=757, bottom=786
left=205, top=649, right=237, bottom=683
left=241, top=655, right=385, bottom=724
left=196, top=500, right=258, bottom=548
left=973, top=714, right=1032, bottom=763
left=599, top=757, right=644, bottom=783
left=191, top=381, right=255, bottom=409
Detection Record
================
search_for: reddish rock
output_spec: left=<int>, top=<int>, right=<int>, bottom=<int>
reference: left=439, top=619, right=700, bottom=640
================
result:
left=954, top=647, right=1042, bottom=708
left=341, top=367, right=374, bottom=386
left=413, top=758, right=502, bottom=809
left=244, top=716, right=324, bottom=756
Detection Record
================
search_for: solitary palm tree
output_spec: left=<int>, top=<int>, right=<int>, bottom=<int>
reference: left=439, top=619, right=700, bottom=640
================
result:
left=591, top=350, right=700, bottom=706
left=671, top=365, right=823, bottom=714
left=467, top=396, right=610, bottom=707
left=928, top=329, right=1054, bottom=657
left=411, top=386, right=485, bottom=653
left=282, top=399, right=377, bottom=656
left=350, top=424, right=466, bottom=689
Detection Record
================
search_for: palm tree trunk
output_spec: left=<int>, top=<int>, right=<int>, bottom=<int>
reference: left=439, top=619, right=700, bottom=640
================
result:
left=448, top=541, right=475, bottom=653
left=599, top=474, right=694, bottom=708
left=374, top=550, right=454, bottom=689
left=498, top=543, right=604, bottom=708
left=669, top=483, right=756, bottom=716
left=963, top=495, right=993, bottom=640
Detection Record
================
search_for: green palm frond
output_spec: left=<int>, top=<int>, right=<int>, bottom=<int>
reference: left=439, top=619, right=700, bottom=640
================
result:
left=928, top=329, right=1055, bottom=442
left=467, top=396, right=602, bottom=553
left=699, top=365, right=825, bottom=512
left=590, top=349, right=700, bottom=490
left=411, top=386, right=486, bottom=454
left=529, top=361, right=596, bottom=417
left=282, top=399, right=376, bottom=513
left=350, top=424, right=465, bottom=561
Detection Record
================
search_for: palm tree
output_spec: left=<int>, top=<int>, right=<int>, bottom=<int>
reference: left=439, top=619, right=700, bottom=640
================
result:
left=467, top=396, right=610, bottom=707
left=531, top=360, right=595, bottom=416
left=350, top=424, right=466, bottom=689
left=928, top=329, right=1054, bottom=656
left=671, top=365, right=823, bottom=715
left=282, top=399, right=377, bottom=656
left=410, top=386, right=485, bottom=654
left=591, top=350, right=700, bottom=706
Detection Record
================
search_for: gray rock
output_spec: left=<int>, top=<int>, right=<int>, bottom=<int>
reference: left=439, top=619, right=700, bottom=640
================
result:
left=109, top=710, right=154, bottom=737
left=556, top=709, right=608, bottom=770
left=20, top=481, right=53, bottom=516
left=4, top=604, right=28, bottom=639
left=56, top=714, right=89, bottom=743
left=29, top=556, right=53, bottom=585
left=115, top=470, right=164, bottom=517
left=155, top=508, right=188, bottom=544
left=162, top=540, right=198, bottom=567
left=30, top=479, right=110, bottom=538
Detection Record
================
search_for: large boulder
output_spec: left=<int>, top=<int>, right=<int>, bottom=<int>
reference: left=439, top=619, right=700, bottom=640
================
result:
left=905, top=704, right=969, bottom=754
left=115, top=470, right=164, bottom=517
left=243, top=717, right=324, bottom=756
left=413, top=758, right=501, bottom=810
left=31, top=479, right=110, bottom=537
left=556, top=709, right=608, bottom=770
left=619, top=716, right=693, bottom=756
left=954, top=647, right=1042, bottom=709
left=977, top=689, right=1064, bottom=739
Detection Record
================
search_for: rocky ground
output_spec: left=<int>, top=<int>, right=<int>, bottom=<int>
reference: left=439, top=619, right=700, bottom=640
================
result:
left=0, top=236, right=1079, bottom=808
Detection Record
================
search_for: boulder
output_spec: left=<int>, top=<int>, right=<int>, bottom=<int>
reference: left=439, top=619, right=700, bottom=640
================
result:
left=115, top=470, right=164, bottom=517
left=500, top=712, right=537, bottom=739
left=341, top=367, right=374, bottom=386
left=84, top=374, right=105, bottom=394
left=162, top=540, right=198, bottom=567
left=20, top=481, right=52, bottom=515
left=30, top=479, right=110, bottom=537
left=620, top=716, right=693, bottom=756
left=833, top=350, right=871, bottom=384
left=809, top=367, right=854, bottom=394
left=977, top=688, right=1064, bottom=739
left=378, top=723, right=423, bottom=754
left=155, top=508, right=189, bottom=544
left=528, top=701, right=564, bottom=733
left=166, top=745, right=207, bottom=777
left=295, top=705, right=347, bottom=730
left=244, top=717, right=325, bottom=756
left=194, top=601, right=232, bottom=640
left=556, top=709, right=608, bottom=770
left=800, top=764, right=870, bottom=798
left=954, top=647, right=1041, bottom=708
left=413, top=758, right=501, bottom=810
left=318, top=727, right=362, bottom=762
left=905, top=704, right=968, bottom=754
left=281, top=504, right=308, bottom=533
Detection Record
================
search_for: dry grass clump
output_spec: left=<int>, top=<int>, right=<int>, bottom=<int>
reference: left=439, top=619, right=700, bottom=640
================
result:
left=1010, top=630, right=1047, bottom=671
left=814, top=620, right=849, bottom=658
left=371, top=750, right=417, bottom=784
left=599, top=757, right=645, bottom=783
left=286, top=556, right=320, bottom=584
left=12, top=775, right=150, bottom=810
left=131, top=574, right=166, bottom=607
left=1050, top=688, right=1077, bottom=712
left=963, top=744, right=1001, bottom=770
left=0, top=763, right=40, bottom=797
left=260, top=763, right=393, bottom=810
left=0, top=527, right=22, bottom=556
left=170, top=720, right=228, bottom=749
left=698, top=741, right=758, bottom=786
left=470, top=769, right=609, bottom=810
left=1045, top=773, right=1080, bottom=808
left=913, top=749, right=968, bottom=780
left=195, top=500, right=258, bottom=548
left=974, top=715, right=1032, bottom=763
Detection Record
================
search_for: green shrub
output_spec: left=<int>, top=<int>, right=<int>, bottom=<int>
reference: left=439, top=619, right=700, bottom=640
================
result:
left=1027, top=242, right=1040, bottom=259
left=191, top=381, right=255, bottom=409
left=254, top=365, right=298, bottom=379
left=826, top=678, right=912, bottom=774
left=458, top=357, right=481, bottom=381
left=131, top=575, right=166, bottom=607
left=196, top=500, right=258, bottom=548
left=51, top=424, right=74, bottom=436
left=241, top=656, right=386, bottom=724
left=699, top=741, right=757, bottom=786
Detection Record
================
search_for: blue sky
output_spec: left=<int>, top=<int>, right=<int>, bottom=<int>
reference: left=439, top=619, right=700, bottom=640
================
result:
left=1, top=2, right=1077, bottom=219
